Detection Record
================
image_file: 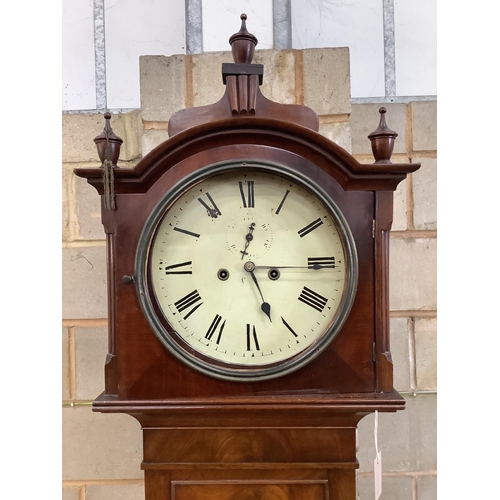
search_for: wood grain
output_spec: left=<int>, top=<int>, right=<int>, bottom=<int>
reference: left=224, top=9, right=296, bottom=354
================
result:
left=74, top=32, right=418, bottom=498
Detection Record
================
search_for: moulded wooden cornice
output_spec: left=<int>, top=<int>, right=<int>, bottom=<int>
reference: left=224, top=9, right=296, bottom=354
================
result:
left=93, top=391, right=405, bottom=420
left=74, top=117, right=419, bottom=194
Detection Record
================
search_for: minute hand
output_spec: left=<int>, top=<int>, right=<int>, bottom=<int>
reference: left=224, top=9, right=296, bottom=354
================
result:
left=253, top=264, right=335, bottom=270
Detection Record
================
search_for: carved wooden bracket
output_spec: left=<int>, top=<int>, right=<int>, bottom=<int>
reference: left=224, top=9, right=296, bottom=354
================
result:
left=224, top=71, right=261, bottom=115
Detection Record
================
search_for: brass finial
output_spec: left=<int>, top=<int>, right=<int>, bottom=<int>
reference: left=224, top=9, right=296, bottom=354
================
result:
left=229, top=13, right=258, bottom=64
left=368, top=107, right=398, bottom=164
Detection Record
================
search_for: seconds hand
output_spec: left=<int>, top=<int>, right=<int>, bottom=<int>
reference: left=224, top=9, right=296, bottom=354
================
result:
left=240, top=222, right=256, bottom=260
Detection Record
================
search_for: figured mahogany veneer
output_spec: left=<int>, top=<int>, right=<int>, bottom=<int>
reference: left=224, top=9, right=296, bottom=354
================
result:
left=76, top=122, right=418, bottom=394
left=74, top=13, right=419, bottom=500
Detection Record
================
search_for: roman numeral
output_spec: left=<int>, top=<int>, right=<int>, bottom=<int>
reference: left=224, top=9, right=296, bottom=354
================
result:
left=173, top=227, right=200, bottom=238
left=298, top=218, right=323, bottom=237
left=198, top=192, right=221, bottom=218
left=281, top=316, right=298, bottom=338
left=298, top=286, right=328, bottom=312
left=246, top=324, right=260, bottom=351
left=308, top=257, right=336, bottom=270
left=239, top=180, right=255, bottom=208
left=161, top=260, right=192, bottom=275
left=275, top=189, right=290, bottom=215
left=205, top=314, right=226, bottom=344
left=174, top=290, right=203, bottom=319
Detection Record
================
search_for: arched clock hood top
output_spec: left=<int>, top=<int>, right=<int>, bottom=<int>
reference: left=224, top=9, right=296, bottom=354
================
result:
left=75, top=115, right=419, bottom=195
left=75, top=13, right=418, bottom=195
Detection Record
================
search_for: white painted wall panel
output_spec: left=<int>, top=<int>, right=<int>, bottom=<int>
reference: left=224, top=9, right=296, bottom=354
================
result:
left=62, top=1, right=437, bottom=111
left=105, top=0, right=186, bottom=109
left=291, top=0, right=385, bottom=98
left=394, top=0, right=437, bottom=96
left=202, top=0, right=274, bottom=52
left=62, top=0, right=96, bottom=110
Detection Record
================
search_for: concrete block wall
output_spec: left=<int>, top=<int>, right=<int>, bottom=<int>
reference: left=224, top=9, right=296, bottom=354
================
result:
left=140, top=48, right=352, bottom=155
left=62, top=49, right=436, bottom=500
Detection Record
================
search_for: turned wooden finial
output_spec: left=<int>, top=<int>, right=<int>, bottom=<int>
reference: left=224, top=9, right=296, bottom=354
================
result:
left=229, top=13, right=258, bottom=64
left=368, top=107, right=398, bottom=164
left=93, top=112, right=124, bottom=210
left=93, top=112, right=123, bottom=166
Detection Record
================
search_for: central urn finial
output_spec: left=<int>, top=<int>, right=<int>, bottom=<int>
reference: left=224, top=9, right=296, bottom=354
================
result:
left=229, top=13, right=258, bottom=64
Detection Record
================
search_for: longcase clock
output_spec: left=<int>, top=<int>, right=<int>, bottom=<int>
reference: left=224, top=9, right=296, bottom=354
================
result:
left=75, top=14, right=420, bottom=500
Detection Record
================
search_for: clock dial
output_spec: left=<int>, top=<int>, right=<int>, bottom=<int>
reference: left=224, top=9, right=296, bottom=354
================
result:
left=136, top=161, right=357, bottom=381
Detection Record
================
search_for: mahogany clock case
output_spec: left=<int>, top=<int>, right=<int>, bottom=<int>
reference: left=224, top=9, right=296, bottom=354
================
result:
left=97, top=128, right=384, bottom=401
left=72, top=15, right=422, bottom=499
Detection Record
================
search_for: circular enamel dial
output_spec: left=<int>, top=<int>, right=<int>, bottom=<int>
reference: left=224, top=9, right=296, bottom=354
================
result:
left=136, top=161, right=357, bottom=381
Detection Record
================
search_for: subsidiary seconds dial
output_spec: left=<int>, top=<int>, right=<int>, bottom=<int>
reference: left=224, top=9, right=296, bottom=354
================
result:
left=135, top=161, right=358, bottom=381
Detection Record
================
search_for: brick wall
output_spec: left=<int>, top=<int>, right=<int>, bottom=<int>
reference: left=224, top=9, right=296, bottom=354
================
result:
left=62, top=48, right=437, bottom=500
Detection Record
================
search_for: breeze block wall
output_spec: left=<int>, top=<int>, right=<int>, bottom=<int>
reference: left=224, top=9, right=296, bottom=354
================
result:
left=62, top=48, right=437, bottom=500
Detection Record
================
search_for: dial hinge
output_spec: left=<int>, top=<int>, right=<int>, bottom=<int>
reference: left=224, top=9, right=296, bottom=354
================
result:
left=372, top=219, right=376, bottom=238
left=372, top=341, right=377, bottom=362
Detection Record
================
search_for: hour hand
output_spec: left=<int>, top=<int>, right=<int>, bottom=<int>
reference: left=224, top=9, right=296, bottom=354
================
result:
left=244, top=261, right=272, bottom=322
left=250, top=271, right=272, bottom=322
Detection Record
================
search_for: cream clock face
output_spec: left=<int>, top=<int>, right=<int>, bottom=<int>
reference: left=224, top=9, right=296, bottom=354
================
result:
left=136, top=161, right=357, bottom=381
